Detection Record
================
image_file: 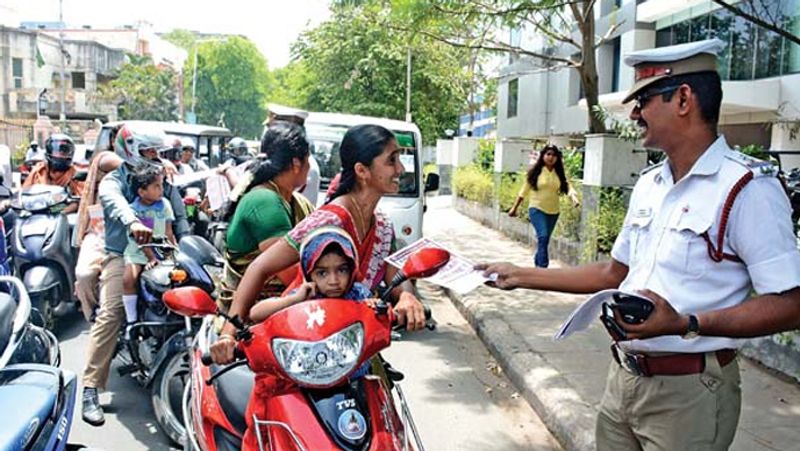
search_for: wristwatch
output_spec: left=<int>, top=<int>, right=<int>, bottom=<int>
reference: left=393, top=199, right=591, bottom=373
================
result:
left=681, top=314, right=700, bottom=340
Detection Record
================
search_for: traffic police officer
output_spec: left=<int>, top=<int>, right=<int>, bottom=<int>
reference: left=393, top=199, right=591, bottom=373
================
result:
left=477, top=38, right=800, bottom=450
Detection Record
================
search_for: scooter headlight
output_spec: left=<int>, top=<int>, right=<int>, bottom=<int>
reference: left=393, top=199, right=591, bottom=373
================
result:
left=272, top=322, right=364, bottom=387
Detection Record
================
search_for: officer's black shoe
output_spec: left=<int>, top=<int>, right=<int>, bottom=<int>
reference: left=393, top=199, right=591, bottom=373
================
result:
left=82, top=387, right=105, bottom=426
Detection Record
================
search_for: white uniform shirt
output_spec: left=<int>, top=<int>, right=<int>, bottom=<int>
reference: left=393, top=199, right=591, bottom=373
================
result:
left=300, top=155, right=321, bottom=206
left=611, top=136, right=800, bottom=353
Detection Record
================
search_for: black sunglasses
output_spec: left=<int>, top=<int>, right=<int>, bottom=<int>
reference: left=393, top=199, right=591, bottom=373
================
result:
left=634, top=85, right=679, bottom=110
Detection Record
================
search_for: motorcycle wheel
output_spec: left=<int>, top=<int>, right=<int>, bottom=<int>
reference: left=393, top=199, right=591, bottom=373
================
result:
left=151, top=348, right=191, bottom=447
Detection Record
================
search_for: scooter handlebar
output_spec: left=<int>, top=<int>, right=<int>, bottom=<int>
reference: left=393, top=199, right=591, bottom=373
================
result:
left=200, top=347, right=245, bottom=366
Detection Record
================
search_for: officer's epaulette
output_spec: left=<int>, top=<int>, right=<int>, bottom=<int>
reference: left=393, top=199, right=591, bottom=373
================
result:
left=725, top=151, right=777, bottom=179
left=639, top=160, right=664, bottom=177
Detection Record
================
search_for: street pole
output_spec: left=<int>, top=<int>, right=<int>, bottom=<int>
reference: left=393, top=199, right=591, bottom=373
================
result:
left=405, top=46, right=412, bottom=123
left=58, top=0, right=66, bottom=127
left=191, top=47, right=198, bottom=115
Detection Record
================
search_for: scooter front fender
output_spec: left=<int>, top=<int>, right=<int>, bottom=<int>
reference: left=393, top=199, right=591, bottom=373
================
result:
left=23, top=265, right=61, bottom=295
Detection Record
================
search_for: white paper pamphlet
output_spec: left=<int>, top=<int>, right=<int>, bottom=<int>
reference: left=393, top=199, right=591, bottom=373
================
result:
left=205, top=174, right=231, bottom=212
left=553, top=289, right=648, bottom=341
left=384, top=237, right=490, bottom=294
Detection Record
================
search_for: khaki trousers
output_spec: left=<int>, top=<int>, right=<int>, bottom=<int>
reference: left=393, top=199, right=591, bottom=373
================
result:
left=75, top=232, right=105, bottom=322
left=596, top=353, right=741, bottom=451
left=82, top=254, right=125, bottom=390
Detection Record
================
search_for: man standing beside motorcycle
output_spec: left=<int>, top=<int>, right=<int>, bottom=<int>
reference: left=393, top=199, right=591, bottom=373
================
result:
left=22, top=134, right=86, bottom=214
left=81, top=124, right=190, bottom=426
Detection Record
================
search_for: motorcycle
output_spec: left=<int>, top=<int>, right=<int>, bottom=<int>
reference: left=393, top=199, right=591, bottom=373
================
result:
left=785, top=167, right=800, bottom=232
left=164, top=247, right=449, bottom=451
left=10, top=185, right=79, bottom=329
left=0, top=275, right=80, bottom=451
left=114, top=235, right=224, bottom=446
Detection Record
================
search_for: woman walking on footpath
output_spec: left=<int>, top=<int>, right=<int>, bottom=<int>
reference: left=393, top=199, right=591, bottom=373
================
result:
left=508, top=144, right=579, bottom=267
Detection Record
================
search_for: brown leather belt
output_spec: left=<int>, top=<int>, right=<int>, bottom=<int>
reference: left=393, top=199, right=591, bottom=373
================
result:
left=611, top=345, right=737, bottom=377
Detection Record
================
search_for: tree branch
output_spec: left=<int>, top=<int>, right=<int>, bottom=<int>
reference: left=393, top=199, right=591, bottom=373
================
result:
left=400, top=25, right=578, bottom=67
left=583, top=0, right=598, bottom=24
left=594, top=21, right=624, bottom=48
left=710, top=0, right=800, bottom=46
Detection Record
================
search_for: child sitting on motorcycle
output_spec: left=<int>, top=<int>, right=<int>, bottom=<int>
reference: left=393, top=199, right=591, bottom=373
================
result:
left=249, top=225, right=377, bottom=322
left=122, top=163, right=176, bottom=325
left=248, top=226, right=376, bottom=379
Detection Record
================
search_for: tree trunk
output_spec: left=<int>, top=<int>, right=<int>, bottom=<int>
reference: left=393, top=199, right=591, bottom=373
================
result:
left=577, top=2, right=606, bottom=134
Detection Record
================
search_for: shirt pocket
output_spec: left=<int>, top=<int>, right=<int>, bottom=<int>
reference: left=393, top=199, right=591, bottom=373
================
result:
left=628, top=214, right=653, bottom=266
left=662, top=212, right=714, bottom=279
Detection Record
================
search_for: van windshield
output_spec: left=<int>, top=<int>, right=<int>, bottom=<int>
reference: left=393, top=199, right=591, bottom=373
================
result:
left=306, top=124, right=418, bottom=197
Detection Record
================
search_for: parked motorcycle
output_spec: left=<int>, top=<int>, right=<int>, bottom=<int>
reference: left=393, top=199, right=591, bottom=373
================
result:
left=114, top=235, right=224, bottom=446
left=10, top=184, right=79, bottom=329
left=164, top=247, right=449, bottom=451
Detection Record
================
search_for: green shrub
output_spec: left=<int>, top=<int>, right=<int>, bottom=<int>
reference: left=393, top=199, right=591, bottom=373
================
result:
left=562, top=148, right=583, bottom=180
left=497, top=172, right=525, bottom=213
left=476, top=138, right=495, bottom=172
left=423, top=162, right=438, bottom=178
left=13, top=139, right=29, bottom=168
left=453, top=164, right=493, bottom=205
left=553, top=179, right=582, bottom=241
left=582, top=187, right=626, bottom=261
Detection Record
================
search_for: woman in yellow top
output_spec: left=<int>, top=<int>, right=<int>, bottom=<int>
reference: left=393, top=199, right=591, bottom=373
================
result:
left=508, top=144, right=578, bottom=267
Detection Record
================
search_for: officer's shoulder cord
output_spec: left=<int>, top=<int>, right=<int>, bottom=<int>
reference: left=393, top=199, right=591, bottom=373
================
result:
left=700, top=171, right=754, bottom=263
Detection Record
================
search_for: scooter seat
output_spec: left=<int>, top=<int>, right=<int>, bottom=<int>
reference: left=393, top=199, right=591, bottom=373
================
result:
left=0, top=292, right=15, bottom=355
left=212, top=363, right=254, bottom=435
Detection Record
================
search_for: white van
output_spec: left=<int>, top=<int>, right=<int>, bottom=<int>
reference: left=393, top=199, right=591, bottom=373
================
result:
left=304, top=112, right=439, bottom=248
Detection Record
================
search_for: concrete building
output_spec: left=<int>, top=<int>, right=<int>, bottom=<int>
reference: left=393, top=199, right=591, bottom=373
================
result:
left=496, top=0, right=800, bottom=169
left=0, top=25, right=125, bottom=120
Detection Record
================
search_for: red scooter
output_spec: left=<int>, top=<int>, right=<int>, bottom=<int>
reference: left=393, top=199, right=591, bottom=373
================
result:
left=164, top=247, right=450, bottom=451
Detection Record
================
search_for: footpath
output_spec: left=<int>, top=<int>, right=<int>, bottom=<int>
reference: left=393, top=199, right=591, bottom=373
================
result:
left=423, top=196, right=800, bottom=451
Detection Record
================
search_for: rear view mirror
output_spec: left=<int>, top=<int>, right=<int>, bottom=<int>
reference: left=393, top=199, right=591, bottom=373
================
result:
left=163, top=286, right=218, bottom=317
left=424, top=173, right=439, bottom=192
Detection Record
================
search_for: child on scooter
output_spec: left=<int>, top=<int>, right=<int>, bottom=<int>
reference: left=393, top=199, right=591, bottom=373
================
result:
left=122, top=163, right=176, bottom=325
left=249, top=225, right=376, bottom=323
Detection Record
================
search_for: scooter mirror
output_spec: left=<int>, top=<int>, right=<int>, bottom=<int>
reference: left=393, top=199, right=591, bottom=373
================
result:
left=401, top=247, right=450, bottom=280
left=163, top=286, right=217, bottom=317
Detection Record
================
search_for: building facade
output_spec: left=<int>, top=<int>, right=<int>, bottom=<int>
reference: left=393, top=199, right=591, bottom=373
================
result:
left=0, top=25, right=125, bottom=120
left=496, top=0, right=800, bottom=168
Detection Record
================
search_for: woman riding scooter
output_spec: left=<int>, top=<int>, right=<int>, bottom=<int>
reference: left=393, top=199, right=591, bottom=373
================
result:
left=211, top=124, right=427, bottom=365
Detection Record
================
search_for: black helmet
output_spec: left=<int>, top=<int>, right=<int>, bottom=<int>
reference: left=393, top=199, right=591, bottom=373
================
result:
left=45, top=133, right=75, bottom=172
left=227, top=137, right=251, bottom=164
left=228, top=137, right=248, bottom=157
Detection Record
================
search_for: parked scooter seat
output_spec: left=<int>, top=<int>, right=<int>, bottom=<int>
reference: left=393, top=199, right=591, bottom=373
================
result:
left=212, top=363, right=254, bottom=435
left=0, top=292, right=15, bottom=353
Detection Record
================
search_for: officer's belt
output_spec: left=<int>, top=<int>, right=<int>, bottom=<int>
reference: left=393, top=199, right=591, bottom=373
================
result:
left=611, top=345, right=737, bottom=377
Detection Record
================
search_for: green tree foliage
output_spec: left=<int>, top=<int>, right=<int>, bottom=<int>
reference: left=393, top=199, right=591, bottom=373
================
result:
left=268, top=61, right=314, bottom=108
left=99, top=54, right=178, bottom=121
left=187, top=37, right=271, bottom=138
left=396, top=0, right=608, bottom=133
left=288, top=1, right=471, bottom=144
left=160, top=29, right=198, bottom=50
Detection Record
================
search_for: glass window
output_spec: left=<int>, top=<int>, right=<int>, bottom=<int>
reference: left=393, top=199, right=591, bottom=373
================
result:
left=507, top=78, right=519, bottom=118
left=690, top=13, right=711, bottom=42
left=612, top=37, right=621, bottom=92
left=755, top=28, right=783, bottom=79
left=672, top=20, right=691, bottom=45
left=72, top=71, right=85, bottom=89
left=710, top=8, right=734, bottom=80
left=12, top=58, right=23, bottom=88
left=656, top=27, right=673, bottom=47
left=729, top=14, right=756, bottom=80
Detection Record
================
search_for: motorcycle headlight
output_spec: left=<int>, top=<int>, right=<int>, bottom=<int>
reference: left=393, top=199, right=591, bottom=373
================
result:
left=272, top=322, right=364, bottom=387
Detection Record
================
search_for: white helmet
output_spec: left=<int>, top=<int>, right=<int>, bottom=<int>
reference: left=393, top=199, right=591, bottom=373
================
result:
left=179, top=136, right=196, bottom=150
left=113, top=124, right=169, bottom=167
